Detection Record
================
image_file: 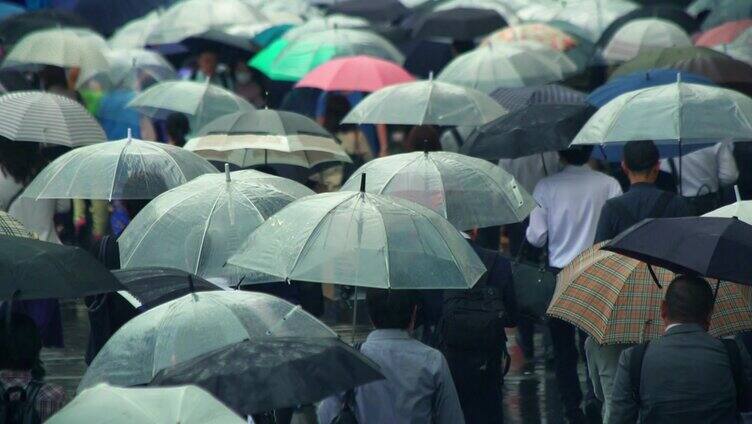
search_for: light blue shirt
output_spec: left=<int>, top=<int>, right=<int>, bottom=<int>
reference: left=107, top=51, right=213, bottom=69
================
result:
left=317, top=329, right=465, bottom=424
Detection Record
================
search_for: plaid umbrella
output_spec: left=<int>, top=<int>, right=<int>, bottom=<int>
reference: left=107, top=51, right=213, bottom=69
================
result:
left=548, top=244, right=752, bottom=345
left=0, top=210, right=35, bottom=239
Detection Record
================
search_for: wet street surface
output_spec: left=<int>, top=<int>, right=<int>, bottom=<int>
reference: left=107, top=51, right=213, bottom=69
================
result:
left=46, top=300, right=585, bottom=423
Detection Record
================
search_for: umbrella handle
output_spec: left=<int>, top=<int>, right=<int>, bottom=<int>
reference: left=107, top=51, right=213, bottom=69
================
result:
left=646, top=264, right=662, bottom=289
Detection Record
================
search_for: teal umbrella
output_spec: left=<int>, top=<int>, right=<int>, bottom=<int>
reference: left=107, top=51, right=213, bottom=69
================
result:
left=340, top=152, right=535, bottom=230
left=227, top=182, right=486, bottom=289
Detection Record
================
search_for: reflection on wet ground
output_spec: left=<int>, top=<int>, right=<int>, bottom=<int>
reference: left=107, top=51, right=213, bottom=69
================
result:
left=46, top=300, right=587, bottom=423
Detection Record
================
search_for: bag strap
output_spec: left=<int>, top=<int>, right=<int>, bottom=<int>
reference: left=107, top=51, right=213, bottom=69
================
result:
left=668, top=159, right=680, bottom=192
left=6, top=186, right=24, bottom=210
left=629, top=341, right=650, bottom=403
left=721, top=339, right=749, bottom=412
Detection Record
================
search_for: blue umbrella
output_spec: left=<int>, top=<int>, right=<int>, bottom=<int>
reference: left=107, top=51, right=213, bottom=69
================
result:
left=96, top=90, right=142, bottom=141
left=0, top=1, right=24, bottom=19
left=586, top=69, right=715, bottom=107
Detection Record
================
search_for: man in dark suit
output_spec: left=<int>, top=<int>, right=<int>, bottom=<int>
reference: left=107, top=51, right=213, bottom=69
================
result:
left=595, top=140, right=692, bottom=244
left=608, top=275, right=752, bottom=424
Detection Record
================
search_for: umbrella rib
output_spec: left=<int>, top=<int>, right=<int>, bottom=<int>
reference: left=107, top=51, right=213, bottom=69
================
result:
left=31, top=147, right=91, bottom=200
left=417, top=210, right=470, bottom=287
left=109, top=388, right=161, bottom=424
left=192, top=191, right=225, bottom=275
left=377, top=203, right=391, bottom=288
left=377, top=154, right=425, bottom=194
left=109, top=140, right=132, bottom=201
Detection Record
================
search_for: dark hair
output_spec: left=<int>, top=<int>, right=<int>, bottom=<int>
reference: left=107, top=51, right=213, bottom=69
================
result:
left=558, top=145, right=593, bottom=166
left=403, top=125, right=441, bottom=153
left=624, top=140, right=658, bottom=173
left=0, top=313, right=43, bottom=373
left=366, top=288, right=418, bottom=329
left=39, top=65, right=68, bottom=90
left=322, top=94, right=354, bottom=134
left=0, top=140, right=44, bottom=185
left=165, top=113, right=190, bottom=147
left=664, top=275, right=714, bottom=325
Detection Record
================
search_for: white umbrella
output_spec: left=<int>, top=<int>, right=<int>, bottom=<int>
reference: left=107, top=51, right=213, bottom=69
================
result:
left=108, top=10, right=161, bottom=49
left=602, top=18, right=692, bottom=63
left=2, top=28, right=109, bottom=75
left=0, top=91, right=105, bottom=147
left=80, top=48, right=176, bottom=90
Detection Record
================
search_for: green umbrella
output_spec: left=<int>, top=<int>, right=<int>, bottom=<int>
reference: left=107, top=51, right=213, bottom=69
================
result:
left=48, top=385, right=245, bottom=424
left=342, top=78, right=507, bottom=126
left=118, top=167, right=313, bottom=283
left=340, top=152, right=535, bottom=230
left=227, top=184, right=486, bottom=289
left=438, top=41, right=577, bottom=93
left=250, top=28, right=403, bottom=81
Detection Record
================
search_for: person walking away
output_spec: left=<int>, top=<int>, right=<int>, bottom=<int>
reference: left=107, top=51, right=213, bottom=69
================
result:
left=527, top=145, right=622, bottom=423
left=608, top=275, right=752, bottom=424
left=437, top=240, right=517, bottom=423
left=317, top=289, right=465, bottom=424
left=595, top=140, right=692, bottom=243
left=660, top=143, right=738, bottom=215
left=0, top=313, right=67, bottom=422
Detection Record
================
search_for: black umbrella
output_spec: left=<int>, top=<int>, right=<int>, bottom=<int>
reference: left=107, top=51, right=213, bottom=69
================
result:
left=412, top=8, right=506, bottom=41
left=151, top=337, right=384, bottom=415
left=0, top=9, right=93, bottom=47
left=489, top=84, right=585, bottom=112
left=0, top=235, right=124, bottom=299
left=112, top=267, right=223, bottom=310
left=328, top=0, right=410, bottom=23
left=604, top=217, right=752, bottom=287
left=73, top=0, right=176, bottom=36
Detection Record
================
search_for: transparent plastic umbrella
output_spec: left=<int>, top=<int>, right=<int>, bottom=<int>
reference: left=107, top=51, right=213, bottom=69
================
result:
left=340, top=152, right=535, bottom=230
left=21, top=132, right=218, bottom=200
left=186, top=110, right=351, bottom=168
left=48, top=384, right=245, bottom=424
left=80, top=48, right=177, bottom=91
left=0, top=91, right=105, bottom=147
left=2, top=27, right=108, bottom=74
left=227, top=185, right=487, bottom=289
left=601, top=18, right=692, bottom=64
left=118, top=167, right=314, bottom=282
left=127, top=80, right=254, bottom=129
left=342, top=78, right=507, bottom=126
left=108, top=10, right=161, bottom=49
left=78, top=290, right=337, bottom=390
left=438, top=41, right=577, bottom=92
left=704, top=186, right=752, bottom=225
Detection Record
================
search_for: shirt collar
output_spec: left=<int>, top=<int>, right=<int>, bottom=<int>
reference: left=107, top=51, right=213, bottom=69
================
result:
left=630, top=182, right=655, bottom=190
left=562, top=164, right=591, bottom=173
left=665, top=323, right=682, bottom=333
left=366, top=329, right=412, bottom=342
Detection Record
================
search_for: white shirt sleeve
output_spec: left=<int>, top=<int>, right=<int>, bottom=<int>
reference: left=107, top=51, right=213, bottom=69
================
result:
left=609, top=177, right=623, bottom=199
left=526, top=182, right=548, bottom=248
left=716, top=143, right=739, bottom=187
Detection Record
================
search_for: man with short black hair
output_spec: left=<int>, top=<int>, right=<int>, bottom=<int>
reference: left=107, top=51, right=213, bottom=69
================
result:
left=318, top=289, right=464, bottom=424
left=595, top=140, right=692, bottom=243
left=608, top=275, right=752, bottom=423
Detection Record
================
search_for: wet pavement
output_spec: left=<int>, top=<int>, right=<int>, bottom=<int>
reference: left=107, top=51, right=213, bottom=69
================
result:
left=45, top=300, right=587, bottom=423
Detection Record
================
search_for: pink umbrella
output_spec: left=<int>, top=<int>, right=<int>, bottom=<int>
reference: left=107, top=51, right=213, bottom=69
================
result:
left=295, top=55, right=414, bottom=92
left=696, top=19, right=752, bottom=47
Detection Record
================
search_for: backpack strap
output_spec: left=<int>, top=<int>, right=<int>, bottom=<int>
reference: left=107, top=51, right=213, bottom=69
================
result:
left=629, top=341, right=650, bottom=403
left=721, top=339, right=749, bottom=412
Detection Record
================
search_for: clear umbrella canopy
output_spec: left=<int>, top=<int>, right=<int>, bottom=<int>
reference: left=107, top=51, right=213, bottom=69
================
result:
left=438, top=41, right=577, bottom=92
left=434, top=0, right=520, bottom=24
left=127, top=80, right=254, bottom=129
left=340, top=152, right=535, bottom=230
left=48, top=384, right=245, bottom=424
left=2, top=27, right=109, bottom=75
left=572, top=80, right=752, bottom=146
left=108, top=10, right=161, bottom=49
left=602, top=18, right=692, bottom=64
left=146, top=0, right=270, bottom=45
left=342, top=79, right=507, bottom=126
left=517, top=0, right=638, bottom=43
left=80, top=48, right=176, bottom=91
left=227, top=189, right=486, bottom=289
left=118, top=169, right=313, bottom=282
left=21, top=133, right=218, bottom=200
left=78, top=290, right=336, bottom=390
left=0, top=91, right=105, bottom=147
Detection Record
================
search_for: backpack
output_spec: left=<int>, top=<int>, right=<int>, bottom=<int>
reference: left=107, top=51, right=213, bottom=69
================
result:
left=629, top=339, right=750, bottom=411
left=1, top=381, right=43, bottom=424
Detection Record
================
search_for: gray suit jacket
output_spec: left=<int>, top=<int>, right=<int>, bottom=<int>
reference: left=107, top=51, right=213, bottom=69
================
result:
left=608, top=324, right=750, bottom=424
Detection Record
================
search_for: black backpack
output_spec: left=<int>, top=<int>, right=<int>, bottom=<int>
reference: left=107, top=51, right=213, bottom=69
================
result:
left=1, top=381, right=43, bottom=424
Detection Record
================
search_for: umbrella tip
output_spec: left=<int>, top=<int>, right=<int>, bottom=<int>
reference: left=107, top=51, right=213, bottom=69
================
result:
left=676, top=72, right=681, bottom=83
left=428, top=71, right=433, bottom=81
left=423, top=139, right=429, bottom=154
left=188, top=274, right=195, bottom=293
left=127, top=128, right=132, bottom=142
left=360, top=173, right=366, bottom=193
left=735, top=185, right=741, bottom=202
left=224, top=163, right=231, bottom=182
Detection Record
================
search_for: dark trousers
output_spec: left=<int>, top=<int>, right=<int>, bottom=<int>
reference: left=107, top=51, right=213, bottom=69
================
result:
left=549, top=317, right=586, bottom=422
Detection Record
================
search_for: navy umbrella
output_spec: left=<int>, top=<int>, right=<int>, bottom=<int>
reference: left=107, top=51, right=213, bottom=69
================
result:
left=604, top=217, right=752, bottom=287
left=112, top=267, right=223, bottom=310
left=491, top=84, right=585, bottom=111
left=151, top=337, right=384, bottom=416
left=586, top=68, right=714, bottom=107
left=412, top=7, right=506, bottom=41
left=72, top=0, right=177, bottom=36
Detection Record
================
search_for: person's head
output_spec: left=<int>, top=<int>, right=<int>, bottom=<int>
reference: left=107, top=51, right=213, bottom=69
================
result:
left=558, top=145, right=593, bottom=166
left=197, top=51, right=219, bottom=77
left=660, top=274, right=715, bottom=330
left=165, top=112, right=190, bottom=147
left=0, top=313, right=43, bottom=373
left=366, top=288, right=418, bottom=330
left=38, top=65, right=68, bottom=91
left=403, top=125, right=441, bottom=153
left=622, top=140, right=659, bottom=184
left=322, top=94, right=354, bottom=135
left=0, top=140, right=44, bottom=185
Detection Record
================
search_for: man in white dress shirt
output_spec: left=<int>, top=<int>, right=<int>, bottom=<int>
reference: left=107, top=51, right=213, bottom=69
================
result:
left=526, top=145, right=622, bottom=423
left=660, top=143, right=738, bottom=214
